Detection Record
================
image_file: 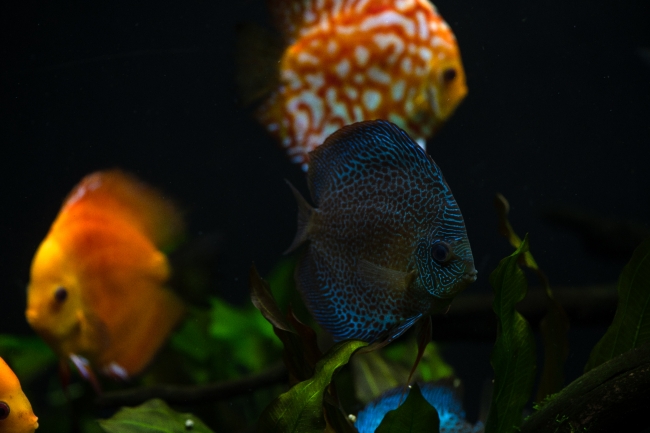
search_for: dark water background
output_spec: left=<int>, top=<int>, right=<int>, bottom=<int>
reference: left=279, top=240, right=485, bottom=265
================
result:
left=1, top=0, right=649, bottom=422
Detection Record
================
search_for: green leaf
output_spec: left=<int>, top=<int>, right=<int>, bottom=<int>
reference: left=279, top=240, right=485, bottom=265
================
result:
left=0, top=334, right=57, bottom=381
left=494, top=193, right=569, bottom=401
left=257, top=339, right=367, bottom=433
left=98, top=398, right=214, bottom=433
left=485, top=235, right=537, bottom=433
left=375, top=383, right=440, bottom=433
left=585, top=237, right=650, bottom=372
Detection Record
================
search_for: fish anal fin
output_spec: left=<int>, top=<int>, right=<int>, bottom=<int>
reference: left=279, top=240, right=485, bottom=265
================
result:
left=285, top=180, right=315, bottom=254
left=235, top=22, right=284, bottom=106
left=357, top=259, right=415, bottom=293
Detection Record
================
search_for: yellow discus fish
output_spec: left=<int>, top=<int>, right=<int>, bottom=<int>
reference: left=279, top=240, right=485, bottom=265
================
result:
left=0, top=357, right=38, bottom=433
left=25, top=170, right=186, bottom=382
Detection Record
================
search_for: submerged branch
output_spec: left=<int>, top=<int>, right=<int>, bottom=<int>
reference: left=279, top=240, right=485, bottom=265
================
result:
left=95, top=363, right=287, bottom=407
left=519, top=343, right=650, bottom=433
left=432, top=284, right=616, bottom=341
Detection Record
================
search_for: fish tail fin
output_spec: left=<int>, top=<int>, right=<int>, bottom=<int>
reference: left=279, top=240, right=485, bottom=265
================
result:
left=235, top=22, right=284, bottom=107
left=284, top=180, right=314, bottom=254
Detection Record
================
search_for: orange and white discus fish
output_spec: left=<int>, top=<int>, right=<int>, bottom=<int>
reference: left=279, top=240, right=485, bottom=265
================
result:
left=245, top=0, right=467, bottom=170
left=25, top=170, right=186, bottom=383
left=0, top=357, right=39, bottom=433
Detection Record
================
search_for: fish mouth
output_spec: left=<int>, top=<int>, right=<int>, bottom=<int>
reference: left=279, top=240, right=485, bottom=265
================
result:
left=462, top=266, right=478, bottom=284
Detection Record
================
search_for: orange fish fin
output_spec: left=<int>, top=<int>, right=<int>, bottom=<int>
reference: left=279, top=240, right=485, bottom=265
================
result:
left=267, top=0, right=344, bottom=43
left=62, top=170, right=185, bottom=251
left=235, top=22, right=284, bottom=107
left=357, top=259, right=415, bottom=293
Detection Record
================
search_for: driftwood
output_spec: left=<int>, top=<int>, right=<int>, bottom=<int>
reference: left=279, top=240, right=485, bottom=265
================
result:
left=95, top=284, right=618, bottom=408
left=431, top=284, right=616, bottom=341
left=95, top=362, right=287, bottom=407
left=519, top=343, right=650, bottom=433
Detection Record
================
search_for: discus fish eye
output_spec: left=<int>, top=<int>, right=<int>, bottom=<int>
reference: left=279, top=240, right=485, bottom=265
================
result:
left=54, top=286, right=68, bottom=303
left=442, top=68, right=457, bottom=84
left=0, top=401, right=9, bottom=420
left=431, top=242, right=451, bottom=263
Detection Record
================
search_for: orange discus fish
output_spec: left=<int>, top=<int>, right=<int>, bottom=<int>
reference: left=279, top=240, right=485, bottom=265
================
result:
left=0, top=357, right=38, bottom=433
left=247, top=0, right=467, bottom=170
left=25, top=170, right=186, bottom=382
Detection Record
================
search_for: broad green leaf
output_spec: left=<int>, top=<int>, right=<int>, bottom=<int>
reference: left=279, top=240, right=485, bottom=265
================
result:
left=208, top=297, right=280, bottom=372
left=585, top=237, right=650, bottom=372
left=168, top=295, right=281, bottom=383
left=257, top=339, right=367, bottom=433
left=0, top=334, right=57, bottom=381
left=494, top=194, right=569, bottom=401
left=485, top=235, right=536, bottom=433
left=98, top=398, right=214, bottom=433
left=375, top=383, right=440, bottom=433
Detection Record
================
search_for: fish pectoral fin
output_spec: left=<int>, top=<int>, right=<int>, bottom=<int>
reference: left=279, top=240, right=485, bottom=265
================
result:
left=357, top=259, right=415, bottom=292
left=76, top=310, right=111, bottom=353
left=381, top=314, right=423, bottom=344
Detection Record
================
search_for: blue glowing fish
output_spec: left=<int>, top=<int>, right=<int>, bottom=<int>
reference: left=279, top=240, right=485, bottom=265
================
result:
left=286, top=120, right=476, bottom=342
left=355, top=382, right=483, bottom=433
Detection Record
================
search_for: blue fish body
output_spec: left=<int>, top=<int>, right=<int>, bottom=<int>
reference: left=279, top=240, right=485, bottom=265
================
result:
left=287, top=120, right=476, bottom=341
left=355, top=382, right=484, bottom=433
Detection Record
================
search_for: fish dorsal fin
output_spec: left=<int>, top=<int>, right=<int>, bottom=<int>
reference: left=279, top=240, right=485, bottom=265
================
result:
left=357, top=259, right=415, bottom=293
left=307, top=120, right=437, bottom=205
left=285, top=180, right=315, bottom=254
left=61, top=170, right=184, bottom=251
left=267, top=0, right=354, bottom=43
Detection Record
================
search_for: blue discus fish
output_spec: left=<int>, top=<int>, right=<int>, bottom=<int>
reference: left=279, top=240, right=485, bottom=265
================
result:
left=287, top=120, right=476, bottom=342
left=355, top=382, right=484, bottom=433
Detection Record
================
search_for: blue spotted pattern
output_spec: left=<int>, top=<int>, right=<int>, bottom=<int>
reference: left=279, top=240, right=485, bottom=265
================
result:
left=287, top=120, right=476, bottom=341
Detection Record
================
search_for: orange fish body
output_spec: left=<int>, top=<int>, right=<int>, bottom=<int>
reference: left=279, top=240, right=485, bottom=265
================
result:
left=0, top=357, right=38, bottom=433
left=25, top=170, right=186, bottom=380
left=256, top=0, right=467, bottom=169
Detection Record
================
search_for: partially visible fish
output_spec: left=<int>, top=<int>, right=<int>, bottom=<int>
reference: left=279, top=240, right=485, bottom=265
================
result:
left=287, top=120, right=476, bottom=342
left=240, top=0, right=467, bottom=170
left=26, top=170, right=186, bottom=382
left=355, top=381, right=483, bottom=433
left=0, top=357, right=39, bottom=433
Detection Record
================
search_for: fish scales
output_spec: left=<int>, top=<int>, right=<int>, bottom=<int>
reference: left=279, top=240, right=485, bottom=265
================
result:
left=289, top=120, right=476, bottom=341
left=257, top=0, right=466, bottom=170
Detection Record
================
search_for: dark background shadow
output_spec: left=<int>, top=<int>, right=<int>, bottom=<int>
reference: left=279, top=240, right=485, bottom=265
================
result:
left=1, top=0, right=649, bottom=422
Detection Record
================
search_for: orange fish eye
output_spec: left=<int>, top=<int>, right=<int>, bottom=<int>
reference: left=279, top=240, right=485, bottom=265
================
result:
left=441, top=68, right=457, bottom=84
left=0, top=401, right=9, bottom=420
left=54, top=286, right=68, bottom=303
